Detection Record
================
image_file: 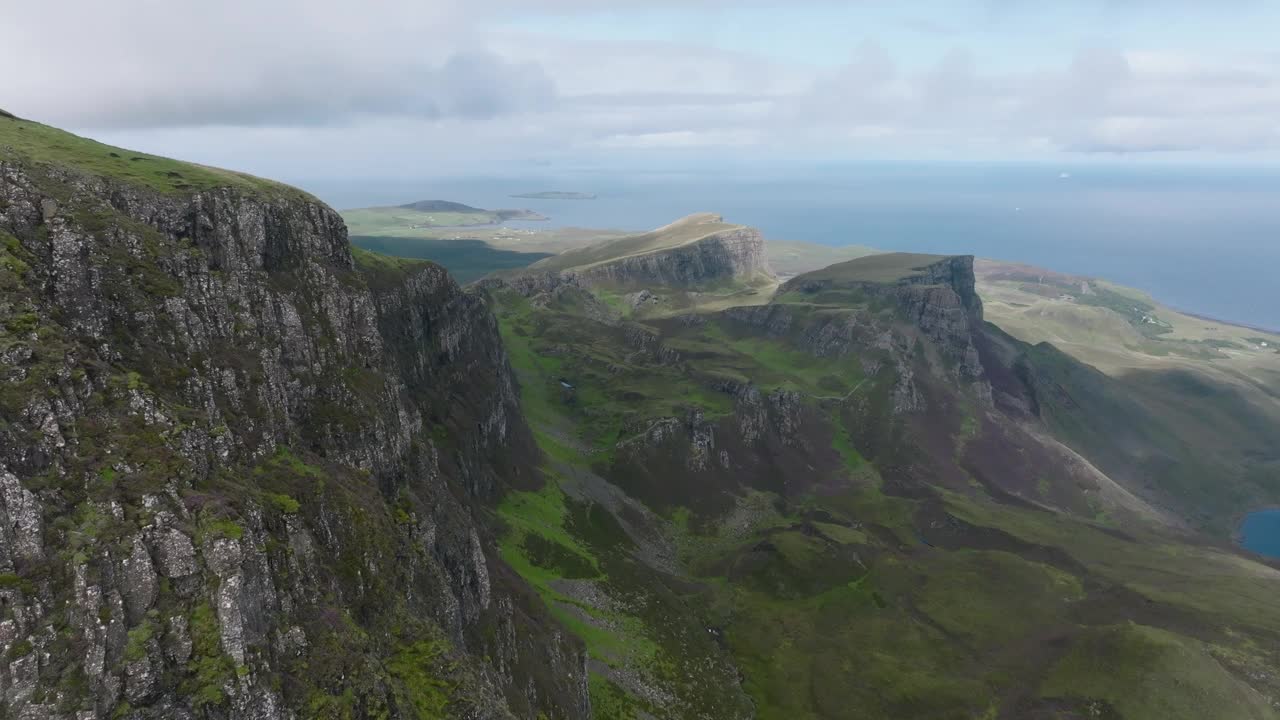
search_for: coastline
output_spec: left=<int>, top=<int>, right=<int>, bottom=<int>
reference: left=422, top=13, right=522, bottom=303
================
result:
left=1171, top=308, right=1280, bottom=337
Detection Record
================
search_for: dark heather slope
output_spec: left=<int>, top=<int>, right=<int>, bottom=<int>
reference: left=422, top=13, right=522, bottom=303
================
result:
left=0, top=116, right=587, bottom=719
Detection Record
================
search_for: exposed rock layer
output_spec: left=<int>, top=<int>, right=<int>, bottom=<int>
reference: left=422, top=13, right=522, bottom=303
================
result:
left=513, top=216, right=774, bottom=292
left=576, top=226, right=771, bottom=288
left=0, top=156, right=588, bottom=719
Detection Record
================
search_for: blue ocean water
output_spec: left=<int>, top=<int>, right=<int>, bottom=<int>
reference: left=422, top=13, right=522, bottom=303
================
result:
left=304, top=164, right=1280, bottom=330
left=1240, top=510, right=1280, bottom=559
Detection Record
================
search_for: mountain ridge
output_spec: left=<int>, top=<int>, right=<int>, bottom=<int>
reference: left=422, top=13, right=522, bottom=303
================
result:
left=479, top=223, right=1280, bottom=718
left=5, top=117, right=1280, bottom=720
left=0, top=116, right=588, bottom=719
left=527, top=212, right=775, bottom=288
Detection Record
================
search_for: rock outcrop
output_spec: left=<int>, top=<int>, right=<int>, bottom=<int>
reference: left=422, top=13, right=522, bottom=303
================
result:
left=780, top=254, right=990, bottom=395
left=0, top=124, right=587, bottom=719
left=577, top=225, right=770, bottom=288
left=520, top=214, right=774, bottom=291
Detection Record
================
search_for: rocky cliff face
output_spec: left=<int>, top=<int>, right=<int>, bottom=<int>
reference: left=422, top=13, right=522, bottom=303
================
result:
left=576, top=225, right=771, bottom=288
left=512, top=215, right=774, bottom=294
left=781, top=255, right=989, bottom=395
left=890, top=255, right=983, bottom=318
left=0, top=148, right=587, bottom=718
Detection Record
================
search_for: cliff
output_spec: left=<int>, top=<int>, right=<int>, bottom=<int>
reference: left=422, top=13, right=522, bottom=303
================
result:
left=477, top=204, right=1280, bottom=719
left=778, top=253, right=988, bottom=389
left=0, top=116, right=587, bottom=719
left=780, top=253, right=982, bottom=319
left=527, top=214, right=773, bottom=288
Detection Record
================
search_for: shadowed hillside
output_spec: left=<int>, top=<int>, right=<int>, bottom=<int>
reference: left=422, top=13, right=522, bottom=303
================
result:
left=0, top=114, right=588, bottom=719
left=7, top=111, right=1280, bottom=719
left=475, top=225, right=1280, bottom=719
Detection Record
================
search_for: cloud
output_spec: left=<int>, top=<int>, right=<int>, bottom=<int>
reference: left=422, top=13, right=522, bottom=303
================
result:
left=5, top=41, right=555, bottom=129
left=898, top=17, right=961, bottom=35
left=429, top=52, right=558, bottom=119
left=60, top=49, right=555, bottom=129
left=591, top=129, right=763, bottom=149
left=1029, top=50, right=1280, bottom=153
left=2, top=0, right=560, bottom=129
left=8, top=0, right=1280, bottom=171
left=781, top=42, right=1280, bottom=156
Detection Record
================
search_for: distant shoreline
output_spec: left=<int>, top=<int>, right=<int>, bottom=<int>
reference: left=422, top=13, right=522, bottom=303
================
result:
left=1172, top=308, right=1280, bottom=336
left=511, top=191, right=597, bottom=200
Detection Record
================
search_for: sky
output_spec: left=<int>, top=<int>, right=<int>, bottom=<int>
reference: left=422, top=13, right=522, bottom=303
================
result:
left=5, top=0, right=1280, bottom=180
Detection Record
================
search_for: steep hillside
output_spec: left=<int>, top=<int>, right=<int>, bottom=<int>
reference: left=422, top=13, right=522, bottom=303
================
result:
left=9, top=110, right=1280, bottom=720
left=479, top=236, right=1280, bottom=719
left=976, top=258, right=1280, bottom=385
left=491, top=214, right=777, bottom=321
left=770, top=250, right=1280, bottom=534
left=0, top=116, right=587, bottom=718
left=976, top=259, right=1280, bottom=532
left=529, top=213, right=774, bottom=288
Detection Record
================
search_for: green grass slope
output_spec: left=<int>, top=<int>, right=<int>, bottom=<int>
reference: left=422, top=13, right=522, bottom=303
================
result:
left=350, top=236, right=551, bottom=283
left=1013, top=340, right=1280, bottom=533
left=976, top=258, right=1280, bottom=395
left=529, top=213, right=745, bottom=273
left=1041, top=623, right=1274, bottom=720
left=471, top=260, right=1280, bottom=719
left=785, top=251, right=951, bottom=285
left=974, top=259, right=1280, bottom=534
left=0, top=113, right=310, bottom=199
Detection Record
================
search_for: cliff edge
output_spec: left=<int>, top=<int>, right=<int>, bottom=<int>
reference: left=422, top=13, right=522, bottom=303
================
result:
left=0, top=115, right=587, bottom=719
left=529, top=213, right=774, bottom=288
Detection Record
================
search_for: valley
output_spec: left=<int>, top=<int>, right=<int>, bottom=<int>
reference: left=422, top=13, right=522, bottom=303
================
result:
left=340, top=210, right=1280, bottom=533
left=3, top=113, right=1280, bottom=720
left=474, top=216, right=1280, bottom=718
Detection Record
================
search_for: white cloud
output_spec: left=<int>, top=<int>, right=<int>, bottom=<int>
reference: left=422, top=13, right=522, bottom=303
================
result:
left=7, top=0, right=1280, bottom=173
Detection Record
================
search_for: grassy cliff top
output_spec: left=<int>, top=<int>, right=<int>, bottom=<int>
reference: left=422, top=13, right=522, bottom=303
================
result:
left=788, top=252, right=955, bottom=285
left=0, top=112, right=313, bottom=199
left=531, top=213, right=747, bottom=272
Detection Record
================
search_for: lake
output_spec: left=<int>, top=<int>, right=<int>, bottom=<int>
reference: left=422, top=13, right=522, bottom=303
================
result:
left=303, top=163, right=1280, bottom=331
left=1239, top=510, right=1280, bottom=559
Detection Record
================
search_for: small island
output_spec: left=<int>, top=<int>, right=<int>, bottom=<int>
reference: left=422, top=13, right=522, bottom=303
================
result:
left=398, top=199, right=546, bottom=224
left=510, top=191, right=597, bottom=200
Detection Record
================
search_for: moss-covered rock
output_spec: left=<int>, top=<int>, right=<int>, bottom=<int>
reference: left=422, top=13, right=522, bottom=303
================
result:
left=0, top=120, right=587, bottom=719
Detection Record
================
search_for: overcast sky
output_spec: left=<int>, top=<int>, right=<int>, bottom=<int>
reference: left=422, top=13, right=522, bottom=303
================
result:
left=6, top=0, right=1280, bottom=180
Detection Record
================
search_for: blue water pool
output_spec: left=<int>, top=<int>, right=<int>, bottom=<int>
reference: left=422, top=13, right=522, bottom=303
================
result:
left=1239, top=509, right=1280, bottom=559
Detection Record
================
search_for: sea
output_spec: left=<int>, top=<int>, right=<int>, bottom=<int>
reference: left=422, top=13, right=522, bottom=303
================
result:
left=302, top=164, right=1280, bottom=331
